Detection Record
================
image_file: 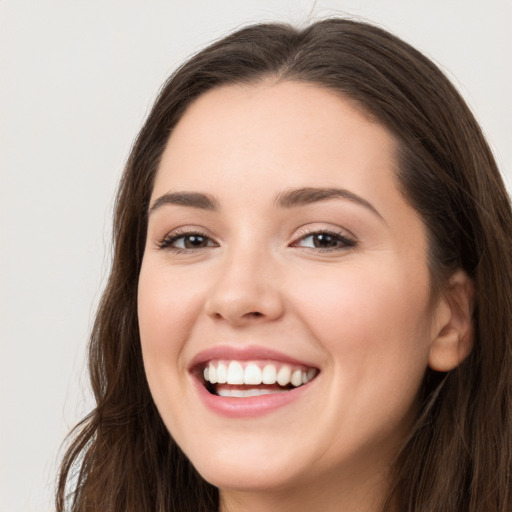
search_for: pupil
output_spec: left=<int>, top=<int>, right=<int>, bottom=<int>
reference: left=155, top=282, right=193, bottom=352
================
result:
left=185, top=235, right=206, bottom=248
left=314, top=234, right=336, bottom=248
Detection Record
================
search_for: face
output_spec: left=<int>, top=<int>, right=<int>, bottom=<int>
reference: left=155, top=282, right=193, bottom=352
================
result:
left=138, top=82, right=445, bottom=502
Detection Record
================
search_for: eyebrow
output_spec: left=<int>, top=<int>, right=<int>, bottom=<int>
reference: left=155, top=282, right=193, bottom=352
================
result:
left=274, top=187, right=383, bottom=220
left=148, top=186, right=382, bottom=220
left=149, top=192, right=218, bottom=214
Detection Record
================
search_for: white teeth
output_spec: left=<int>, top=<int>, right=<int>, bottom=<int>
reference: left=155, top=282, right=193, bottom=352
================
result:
left=208, top=363, right=217, bottom=384
left=216, top=362, right=227, bottom=384
left=217, top=388, right=287, bottom=397
left=226, top=361, right=244, bottom=385
left=202, top=360, right=318, bottom=389
left=262, top=364, right=277, bottom=384
left=276, top=365, right=291, bottom=386
left=244, top=363, right=262, bottom=385
left=291, top=369, right=302, bottom=387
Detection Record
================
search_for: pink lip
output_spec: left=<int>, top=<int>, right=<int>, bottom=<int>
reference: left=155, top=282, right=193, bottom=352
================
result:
left=188, top=344, right=316, bottom=369
left=191, top=374, right=315, bottom=418
left=188, top=344, right=319, bottom=418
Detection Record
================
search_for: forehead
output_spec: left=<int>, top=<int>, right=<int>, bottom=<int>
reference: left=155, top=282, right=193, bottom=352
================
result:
left=150, top=81, right=429, bottom=282
left=153, top=81, right=399, bottom=201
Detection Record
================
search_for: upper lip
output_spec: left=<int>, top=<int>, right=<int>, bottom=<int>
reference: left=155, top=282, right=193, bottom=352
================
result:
left=188, top=344, right=319, bottom=371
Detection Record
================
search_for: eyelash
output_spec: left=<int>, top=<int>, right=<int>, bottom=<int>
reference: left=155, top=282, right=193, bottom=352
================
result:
left=157, top=229, right=217, bottom=252
left=291, top=228, right=357, bottom=252
left=157, top=228, right=357, bottom=254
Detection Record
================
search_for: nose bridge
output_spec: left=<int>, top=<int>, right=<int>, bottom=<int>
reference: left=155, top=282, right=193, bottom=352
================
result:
left=205, top=231, right=283, bottom=325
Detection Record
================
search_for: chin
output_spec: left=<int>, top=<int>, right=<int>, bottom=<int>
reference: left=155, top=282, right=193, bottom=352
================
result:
left=181, top=436, right=309, bottom=492
left=196, top=459, right=300, bottom=493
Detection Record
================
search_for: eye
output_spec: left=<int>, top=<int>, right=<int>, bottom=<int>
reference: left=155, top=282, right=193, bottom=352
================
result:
left=158, top=231, right=218, bottom=252
left=292, top=230, right=356, bottom=251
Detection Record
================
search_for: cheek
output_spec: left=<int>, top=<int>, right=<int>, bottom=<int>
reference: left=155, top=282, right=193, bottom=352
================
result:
left=137, top=261, right=210, bottom=439
left=290, top=260, right=433, bottom=399
left=137, top=262, right=205, bottom=387
left=296, top=260, right=429, bottom=333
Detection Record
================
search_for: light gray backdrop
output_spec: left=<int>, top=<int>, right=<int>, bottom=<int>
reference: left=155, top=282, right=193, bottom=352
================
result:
left=1, top=1, right=511, bottom=511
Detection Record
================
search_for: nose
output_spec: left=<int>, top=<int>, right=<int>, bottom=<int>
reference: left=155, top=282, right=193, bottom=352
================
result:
left=204, top=245, right=284, bottom=326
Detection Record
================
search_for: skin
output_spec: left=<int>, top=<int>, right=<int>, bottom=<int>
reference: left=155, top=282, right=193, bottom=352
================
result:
left=138, top=81, right=473, bottom=512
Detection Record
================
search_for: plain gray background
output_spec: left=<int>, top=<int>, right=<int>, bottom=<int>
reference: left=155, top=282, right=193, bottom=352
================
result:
left=1, top=1, right=511, bottom=510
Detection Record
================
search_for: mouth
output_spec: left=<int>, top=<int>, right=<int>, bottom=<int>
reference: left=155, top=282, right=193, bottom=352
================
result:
left=196, top=359, right=319, bottom=397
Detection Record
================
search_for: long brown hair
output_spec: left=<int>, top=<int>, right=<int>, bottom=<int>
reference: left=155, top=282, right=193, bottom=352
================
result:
left=57, top=18, right=512, bottom=511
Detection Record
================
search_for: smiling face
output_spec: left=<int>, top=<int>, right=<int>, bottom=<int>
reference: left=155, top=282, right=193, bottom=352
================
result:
left=137, top=81, right=450, bottom=508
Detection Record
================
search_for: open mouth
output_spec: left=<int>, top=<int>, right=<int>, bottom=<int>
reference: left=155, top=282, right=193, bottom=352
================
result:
left=199, top=359, right=319, bottom=397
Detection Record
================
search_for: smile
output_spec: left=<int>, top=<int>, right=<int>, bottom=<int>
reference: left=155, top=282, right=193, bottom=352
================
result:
left=189, top=346, right=320, bottom=416
left=202, top=360, right=318, bottom=396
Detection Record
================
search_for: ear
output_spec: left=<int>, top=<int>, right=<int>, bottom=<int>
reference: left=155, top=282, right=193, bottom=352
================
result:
left=428, top=270, right=475, bottom=372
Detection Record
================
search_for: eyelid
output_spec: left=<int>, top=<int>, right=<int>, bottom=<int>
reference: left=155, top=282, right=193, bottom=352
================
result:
left=156, top=226, right=219, bottom=252
left=290, top=225, right=358, bottom=251
left=292, top=223, right=357, bottom=241
left=155, top=224, right=357, bottom=253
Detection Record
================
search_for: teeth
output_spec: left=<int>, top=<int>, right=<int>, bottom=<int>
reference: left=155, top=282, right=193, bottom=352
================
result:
left=244, top=363, right=262, bottom=385
left=217, top=388, right=288, bottom=397
left=277, top=365, right=291, bottom=386
left=216, top=362, right=227, bottom=384
left=291, top=369, right=302, bottom=387
left=226, top=361, right=244, bottom=385
left=202, top=360, right=318, bottom=388
left=262, top=364, right=277, bottom=384
left=208, top=363, right=217, bottom=384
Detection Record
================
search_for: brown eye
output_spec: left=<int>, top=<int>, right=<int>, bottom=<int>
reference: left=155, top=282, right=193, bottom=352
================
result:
left=294, top=231, right=356, bottom=251
left=158, top=232, right=218, bottom=251
left=181, top=235, right=209, bottom=248
left=310, top=233, right=339, bottom=248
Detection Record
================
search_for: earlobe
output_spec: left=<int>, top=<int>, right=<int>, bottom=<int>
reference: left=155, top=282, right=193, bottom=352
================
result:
left=428, top=270, right=475, bottom=372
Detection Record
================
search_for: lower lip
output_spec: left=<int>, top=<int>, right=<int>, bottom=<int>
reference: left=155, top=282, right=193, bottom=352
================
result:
left=192, top=376, right=315, bottom=418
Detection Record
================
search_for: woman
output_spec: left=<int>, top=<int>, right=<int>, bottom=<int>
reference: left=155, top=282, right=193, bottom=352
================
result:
left=56, top=18, right=512, bottom=512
